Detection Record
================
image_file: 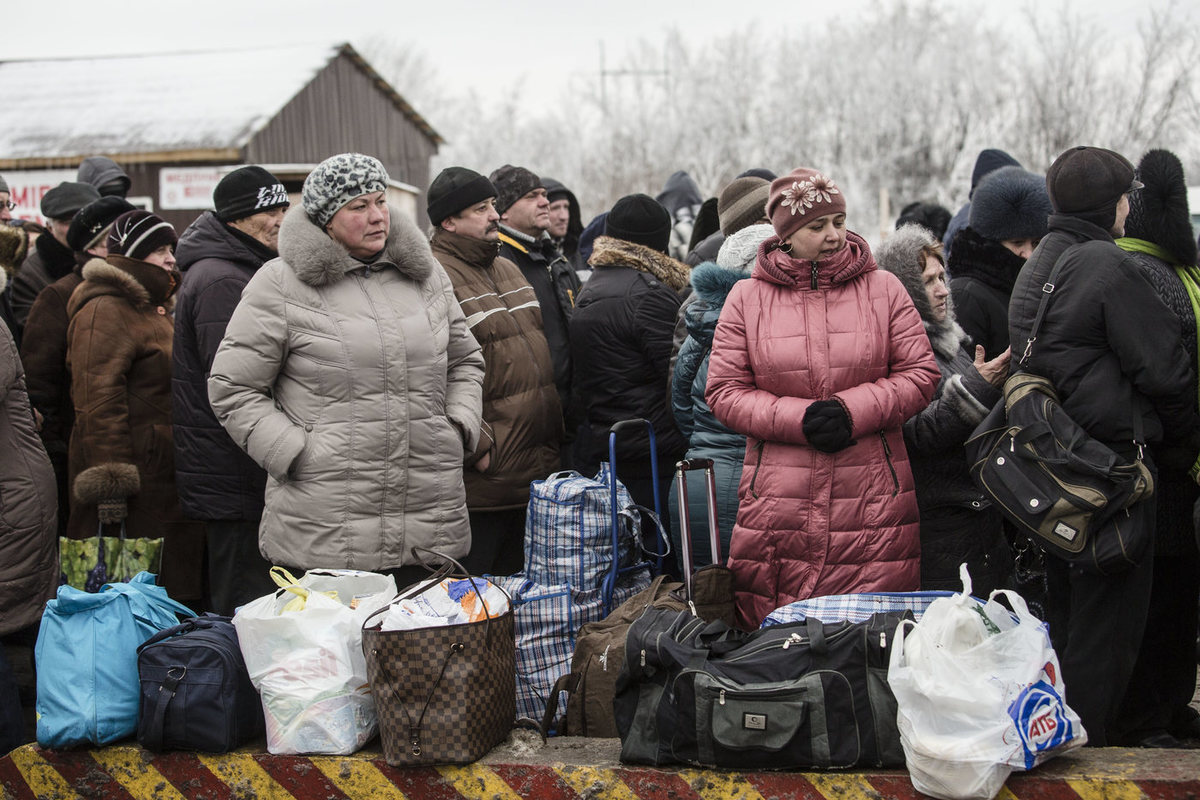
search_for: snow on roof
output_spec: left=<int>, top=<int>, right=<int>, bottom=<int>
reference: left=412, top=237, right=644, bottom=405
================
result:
left=0, top=43, right=436, bottom=163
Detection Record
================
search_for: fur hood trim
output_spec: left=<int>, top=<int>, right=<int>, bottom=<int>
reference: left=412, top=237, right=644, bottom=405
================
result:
left=278, top=204, right=435, bottom=287
left=79, top=258, right=150, bottom=307
left=74, top=462, right=140, bottom=504
left=589, top=235, right=690, bottom=291
left=876, top=225, right=970, bottom=359
left=689, top=261, right=750, bottom=305
left=924, top=317, right=970, bottom=361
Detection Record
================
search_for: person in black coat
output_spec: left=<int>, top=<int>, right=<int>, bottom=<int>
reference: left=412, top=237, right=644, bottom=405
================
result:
left=571, top=194, right=690, bottom=567
left=171, top=166, right=290, bottom=614
left=1008, top=146, right=1200, bottom=747
left=1111, top=149, right=1200, bottom=747
left=877, top=224, right=1012, bottom=598
left=948, top=166, right=1052, bottom=360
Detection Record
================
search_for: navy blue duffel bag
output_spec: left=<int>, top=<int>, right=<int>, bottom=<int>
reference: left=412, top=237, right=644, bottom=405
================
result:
left=136, top=613, right=264, bottom=752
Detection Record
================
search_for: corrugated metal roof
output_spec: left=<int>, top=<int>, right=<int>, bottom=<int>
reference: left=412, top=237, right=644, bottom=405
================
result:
left=0, top=43, right=440, bottom=165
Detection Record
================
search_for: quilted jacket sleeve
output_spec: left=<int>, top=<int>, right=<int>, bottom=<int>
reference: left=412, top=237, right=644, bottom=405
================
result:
left=207, top=265, right=306, bottom=482
left=705, top=283, right=812, bottom=444
left=438, top=267, right=485, bottom=455
left=835, top=273, right=941, bottom=437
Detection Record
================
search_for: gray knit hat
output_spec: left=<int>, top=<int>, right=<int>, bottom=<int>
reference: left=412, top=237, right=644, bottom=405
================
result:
left=302, top=153, right=390, bottom=228
left=968, top=166, right=1052, bottom=242
left=716, top=223, right=774, bottom=274
left=717, top=177, right=770, bottom=236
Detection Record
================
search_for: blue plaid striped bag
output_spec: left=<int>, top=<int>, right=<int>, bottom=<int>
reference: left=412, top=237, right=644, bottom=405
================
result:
left=762, top=591, right=958, bottom=628
left=524, top=465, right=641, bottom=589
left=496, top=572, right=648, bottom=722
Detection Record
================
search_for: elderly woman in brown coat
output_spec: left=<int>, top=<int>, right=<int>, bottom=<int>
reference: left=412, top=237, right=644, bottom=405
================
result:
left=66, top=210, right=204, bottom=602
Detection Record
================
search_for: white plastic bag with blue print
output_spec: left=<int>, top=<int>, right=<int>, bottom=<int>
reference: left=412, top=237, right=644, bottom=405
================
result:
left=887, top=565, right=1085, bottom=800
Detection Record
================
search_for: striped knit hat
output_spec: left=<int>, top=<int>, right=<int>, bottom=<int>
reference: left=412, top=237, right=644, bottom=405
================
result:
left=107, top=210, right=177, bottom=261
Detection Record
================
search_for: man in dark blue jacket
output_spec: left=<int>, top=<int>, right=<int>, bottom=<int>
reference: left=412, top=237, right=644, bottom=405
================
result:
left=172, top=166, right=289, bottom=614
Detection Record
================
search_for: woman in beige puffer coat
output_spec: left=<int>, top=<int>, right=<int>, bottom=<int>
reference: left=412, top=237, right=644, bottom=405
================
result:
left=209, top=154, right=484, bottom=576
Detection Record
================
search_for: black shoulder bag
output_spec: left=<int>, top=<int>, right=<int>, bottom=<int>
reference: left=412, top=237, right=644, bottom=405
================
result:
left=965, top=256, right=1154, bottom=574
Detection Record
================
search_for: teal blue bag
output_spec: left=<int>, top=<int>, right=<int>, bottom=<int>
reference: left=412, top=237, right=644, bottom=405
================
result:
left=35, top=572, right=195, bottom=748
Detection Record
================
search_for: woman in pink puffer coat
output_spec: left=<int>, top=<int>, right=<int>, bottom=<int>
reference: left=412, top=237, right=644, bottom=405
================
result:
left=706, top=168, right=940, bottom=628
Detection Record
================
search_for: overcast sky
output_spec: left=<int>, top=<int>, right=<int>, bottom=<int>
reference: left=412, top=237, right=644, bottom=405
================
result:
left=4, top=0, right=1165, bottom=119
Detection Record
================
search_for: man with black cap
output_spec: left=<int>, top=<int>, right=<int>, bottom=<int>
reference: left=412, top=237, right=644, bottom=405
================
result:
left=490, top=166, right=581, bottom=418
left=0, top=174, right=12, bottom=224
left=570, top=194, right=690, bottom=567
left=171, top=165, right=289, bottom=614
left=1008, top=145, right=1200, bottom=747
left=21, top=195, right=135, bottom=534
left=427, top=167, right=563, bottom=575
left=9, top=181, right=100, bottom=329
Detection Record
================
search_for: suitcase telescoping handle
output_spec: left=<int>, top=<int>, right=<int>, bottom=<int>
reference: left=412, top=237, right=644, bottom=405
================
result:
left=673, top=458, right=722, bottom=603
left=603, top=419, right=667, bottom=613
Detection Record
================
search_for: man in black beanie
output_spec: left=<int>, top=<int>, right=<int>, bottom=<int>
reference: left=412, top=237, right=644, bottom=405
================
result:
left=1008, top=145, right=1200, bottom=747
left=171, top=165, right=290, bottom=614
left=490, top=164, right=582, bottom=463
left=9, top=181, right=100, bottom=329
left=569, top=194, right=691, bottom=572
left=1110, top=149, right=1200, bottom=748
left=426, top=166, right=563, bottom=575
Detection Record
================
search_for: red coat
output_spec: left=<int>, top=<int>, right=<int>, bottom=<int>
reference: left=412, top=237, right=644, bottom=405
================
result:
left=706, top=232, right=940, bottom=627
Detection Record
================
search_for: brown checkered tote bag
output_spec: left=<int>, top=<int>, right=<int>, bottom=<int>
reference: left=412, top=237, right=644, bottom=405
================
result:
left=362, top=552, right=516, bottom=766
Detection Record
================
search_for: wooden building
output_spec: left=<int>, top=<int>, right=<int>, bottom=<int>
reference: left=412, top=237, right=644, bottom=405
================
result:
left=0, top=43, right=441, bottom=231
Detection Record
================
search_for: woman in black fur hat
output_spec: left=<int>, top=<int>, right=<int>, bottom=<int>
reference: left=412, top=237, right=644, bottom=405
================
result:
left=1111, top=149, right=1200, bottom=748
left=947, top=166, right=1051, bottom=360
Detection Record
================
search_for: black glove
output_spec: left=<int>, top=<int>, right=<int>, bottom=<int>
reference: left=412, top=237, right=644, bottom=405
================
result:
left=97, top=497, right=128, bottom=524
left=803, top=399, right=855, bottom=453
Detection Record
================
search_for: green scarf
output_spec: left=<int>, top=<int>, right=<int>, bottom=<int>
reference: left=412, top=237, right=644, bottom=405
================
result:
left=1117, top=237, right=1200, bottom=410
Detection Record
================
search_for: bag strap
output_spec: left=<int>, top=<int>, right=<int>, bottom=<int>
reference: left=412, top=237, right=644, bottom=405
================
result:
left=1018, top=249, right=1146, bottom=459
left=142, top=666, right=184, bottom=752
left=538, top=672, right=580, bottom=740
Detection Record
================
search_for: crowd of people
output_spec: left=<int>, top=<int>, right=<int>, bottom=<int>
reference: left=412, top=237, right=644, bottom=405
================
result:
left=1, top=143, right=1198, bottom=754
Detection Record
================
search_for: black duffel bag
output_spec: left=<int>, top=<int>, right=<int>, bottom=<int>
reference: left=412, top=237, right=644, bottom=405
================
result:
left=614, top=607, right=909, bottom=770
left=136, top=613, right=264, bottom=752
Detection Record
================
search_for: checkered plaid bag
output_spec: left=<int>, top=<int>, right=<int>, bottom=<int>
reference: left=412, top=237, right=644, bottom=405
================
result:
left=362, top=576, right=515, bottom=766
left=761, top=591, right=957, bottom=627
left=524, top=465, right=641, bottom=589
left=496, top=572, right=648, bottom=722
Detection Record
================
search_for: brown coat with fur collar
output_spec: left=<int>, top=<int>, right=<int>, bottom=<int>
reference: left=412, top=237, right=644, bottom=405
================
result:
left=66, top=256, right=205, bottom=601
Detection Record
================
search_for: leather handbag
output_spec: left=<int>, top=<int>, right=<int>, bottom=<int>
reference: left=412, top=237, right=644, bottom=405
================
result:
left=966, top=255, right=1154, bottom=575
left=362, top=551, right=515, bottom=766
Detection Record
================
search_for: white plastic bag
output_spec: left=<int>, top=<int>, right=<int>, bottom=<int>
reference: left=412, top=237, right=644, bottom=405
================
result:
left=232, top=568, right=397, bottom=755
left=887, top=565, right=1085, bottom=800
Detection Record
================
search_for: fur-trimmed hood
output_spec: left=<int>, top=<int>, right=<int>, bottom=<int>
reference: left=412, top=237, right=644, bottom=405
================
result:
left=690, top=260, right=749, bottom=306
left=876, top=224, right=969, bottom=360
left=278, top=204, right=436, bottom=288
left=588, top=235, right=690, bottom=291
left=69, top=256, right=178, bottom=317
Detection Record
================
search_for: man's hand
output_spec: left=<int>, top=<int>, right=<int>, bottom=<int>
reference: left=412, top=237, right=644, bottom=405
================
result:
left=974, top=345, right=1011, bottom=388
left=473, top=452, right=491, bottom=472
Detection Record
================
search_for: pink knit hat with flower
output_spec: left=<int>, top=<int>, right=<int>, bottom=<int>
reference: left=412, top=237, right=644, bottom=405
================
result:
left=767, top=168, right=847, bottom=240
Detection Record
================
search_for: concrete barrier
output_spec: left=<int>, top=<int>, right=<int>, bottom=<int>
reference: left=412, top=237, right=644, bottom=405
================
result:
left=3, top=735, right=1199, bottom=799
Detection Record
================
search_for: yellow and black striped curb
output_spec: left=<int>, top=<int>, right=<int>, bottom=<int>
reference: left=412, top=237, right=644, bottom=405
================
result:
left=3, top=741, right=1200, bottom=799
